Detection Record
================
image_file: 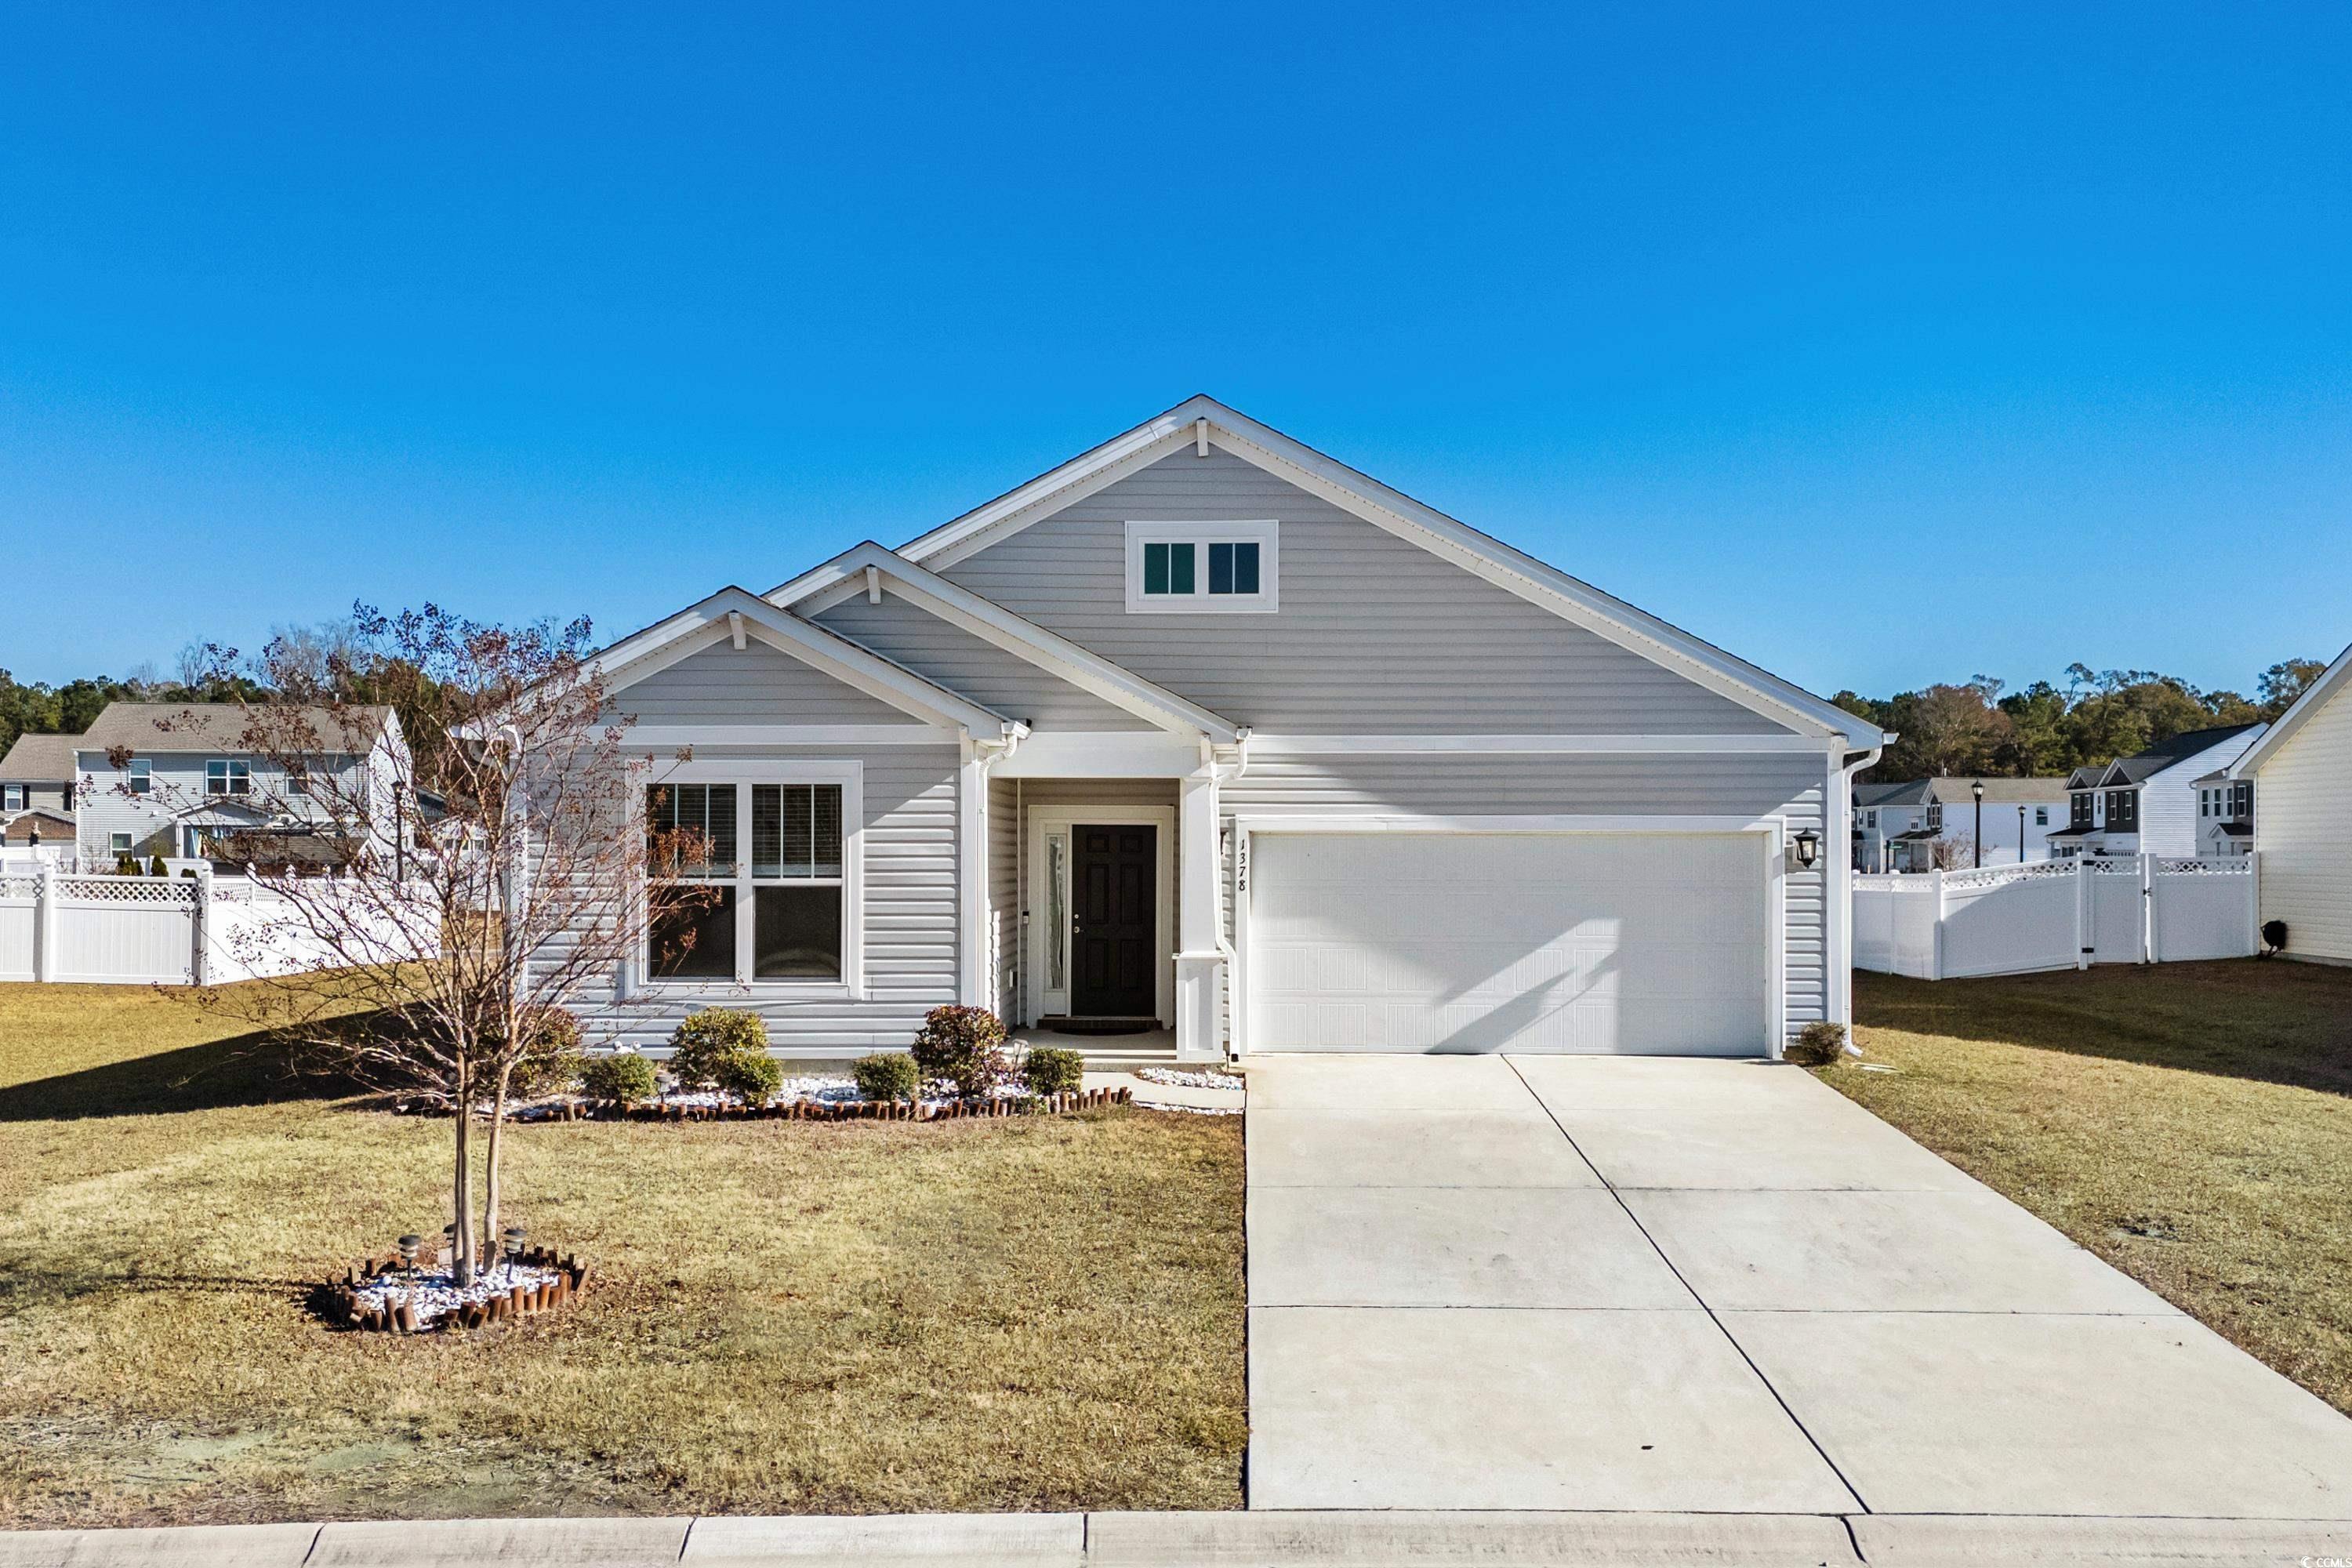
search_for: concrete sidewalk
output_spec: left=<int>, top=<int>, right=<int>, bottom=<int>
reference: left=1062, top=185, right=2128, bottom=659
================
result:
left=1245, top=1054, right=2352, bottom=1522
left=8, top=1510, right=2352, bottom=1568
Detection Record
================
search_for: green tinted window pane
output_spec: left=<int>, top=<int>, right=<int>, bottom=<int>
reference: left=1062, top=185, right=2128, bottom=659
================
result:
left=1169, top=541, right=1196, bottom=594
left=1143, top=542, right=1169, bottom=594
left=1208, top=542, right=1234, bottom=593
left=1233, top=542, right=1260, bottom=594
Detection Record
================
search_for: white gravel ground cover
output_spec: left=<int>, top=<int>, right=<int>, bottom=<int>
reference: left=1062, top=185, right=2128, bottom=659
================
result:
left=350, top=1261, right=565, bottom=1330
left=1137, top=1066, right=1245, bottom=1090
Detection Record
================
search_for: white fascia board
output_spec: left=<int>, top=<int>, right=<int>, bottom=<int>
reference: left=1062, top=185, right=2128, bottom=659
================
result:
left=2233, top=644, right=2350, bottom=776
left=621, top=724, right=956, bottom=750
left=991, top=731, right=1205, bottom=779
left=772, top=543, right=1239, bottom=743
left=885, top=396, right=1880, bottom=748
left=1247, top=733, right=1833, bottom=756
left=593, top=587, right=1022, bottom=739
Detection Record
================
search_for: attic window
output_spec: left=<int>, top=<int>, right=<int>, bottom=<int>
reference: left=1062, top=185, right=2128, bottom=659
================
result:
left=1125, top=521, right=1278, bottom=613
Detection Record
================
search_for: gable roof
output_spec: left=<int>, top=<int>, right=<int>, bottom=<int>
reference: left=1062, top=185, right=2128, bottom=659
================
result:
left=76, top=703, right=394, bottom=756
left=1859, top=777, right=2071, bottom=808
left=2230, top=642, right=2352, bottom=779
left=765, top=543, right=1241, bottom=742
left=878, top=396, right=1883, bottom=748
left=2092, top=724, right=2265, bottom=787
left=588, top=586, right=1025, bottom=740
left=0, top=732, right=78, bottom=782
left=1, top=808, right=74, bottom=842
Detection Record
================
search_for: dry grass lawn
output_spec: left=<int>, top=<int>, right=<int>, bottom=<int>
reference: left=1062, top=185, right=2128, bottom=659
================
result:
left=0, top=984, right=1245, bottom=1527
left=1827, top=960, right=2352, bottom=1416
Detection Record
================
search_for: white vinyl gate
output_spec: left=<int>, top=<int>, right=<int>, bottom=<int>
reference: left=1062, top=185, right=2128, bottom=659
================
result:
left=1853, top=855, right=2257, bottom=980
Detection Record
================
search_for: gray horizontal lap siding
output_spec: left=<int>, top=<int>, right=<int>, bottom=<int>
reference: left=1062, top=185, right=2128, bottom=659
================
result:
left=941, top=450, right=1790, bottom=735
left=567, top=744, right=963, bottom=1054
left=1222, top=752, right=1830, bottom=1039
left=612, top=639, right=924, bottom=726
left=989, top=774, right=1018, bottom=1022
left=73, top=753, right=364, bottom=859
left=814, top=596, right=1152, bottom=731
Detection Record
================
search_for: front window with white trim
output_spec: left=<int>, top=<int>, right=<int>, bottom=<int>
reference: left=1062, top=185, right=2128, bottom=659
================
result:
left=1124, top=520, right=1278, bottom=612
left=205, top=759, right=252, bottom=797
left=644, top=769, right=858, bottom=988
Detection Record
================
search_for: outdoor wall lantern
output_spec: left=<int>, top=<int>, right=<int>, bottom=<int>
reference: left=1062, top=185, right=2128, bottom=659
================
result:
left=1791, top=829, right=1821, bottom=869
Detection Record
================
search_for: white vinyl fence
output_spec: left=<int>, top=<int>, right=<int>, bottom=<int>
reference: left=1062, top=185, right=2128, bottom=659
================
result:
left=1854, top=855, right=2258, bottom=980
left=0, top=866, right=434, bottom=986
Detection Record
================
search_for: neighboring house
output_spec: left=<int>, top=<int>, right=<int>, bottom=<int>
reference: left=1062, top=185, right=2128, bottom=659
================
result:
left=1852, top=777, right=2072, bottom=872
left=2229, top=641, right=2352, bottom=964
left=2190, top=768, right=2256, bottom=858
left=2049, top=724, right=2267, bottom=860
left=548, top=396, right=1886, bottom=1063
left=71, top=702, right=409, bottom=866
left=0, top=731, right=78, bottom=822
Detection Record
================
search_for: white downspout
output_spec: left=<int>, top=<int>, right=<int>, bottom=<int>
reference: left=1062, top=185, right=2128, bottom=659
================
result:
left=1833, top=739, right=1885, bottom=1036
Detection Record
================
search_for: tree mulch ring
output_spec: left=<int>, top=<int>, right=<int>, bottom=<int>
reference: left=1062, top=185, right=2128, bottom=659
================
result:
left=313, top=1245, right=591, bottom=1334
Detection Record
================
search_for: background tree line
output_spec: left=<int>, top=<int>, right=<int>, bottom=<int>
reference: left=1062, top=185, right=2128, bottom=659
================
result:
left=0, top=616, right=456, bottom=789
left=1833, top=659, right=2329, bottom=782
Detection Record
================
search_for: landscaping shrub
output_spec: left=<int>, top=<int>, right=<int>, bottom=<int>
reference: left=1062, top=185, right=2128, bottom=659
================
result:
left=115, top=854, right=140, bottom=875
left=1784, top=1021, right=1848, bottom=1067
left=1022, top=1046, right=1085, bottom=1096
left=669, top=1007, right=769, bottom=1089
left=580, top=1050, right=658, bottom=1105
left=147, top=855, right=168, bottom=877
left=912, top=1005, right=1010, bottom=1098
left=509, top=1007, right=586, bottom=1097
left=712, top=1049, right=784, bottom=1105
left=853, top=1052, right=921, bottom=1102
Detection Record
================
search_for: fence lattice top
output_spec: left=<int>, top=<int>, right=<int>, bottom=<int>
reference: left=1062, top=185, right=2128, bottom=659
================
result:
left=56, top=877, right=199, bottom=905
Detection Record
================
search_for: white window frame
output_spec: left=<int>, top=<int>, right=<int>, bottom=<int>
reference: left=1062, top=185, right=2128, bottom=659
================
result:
left=205, top=758, right=252, bottom=797
left=109, top=832, right=133, bottom=854
left=639, top=759, right=865, bottom=999
left=2, top=784, right=20, bottom=811
left=127, top=758, right=151, bottom=796
left=1123, top=520, right=1279, bottom=614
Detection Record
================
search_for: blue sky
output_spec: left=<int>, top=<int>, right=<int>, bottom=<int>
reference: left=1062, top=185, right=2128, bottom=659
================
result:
left=2, top=4, right=2347, bottom=698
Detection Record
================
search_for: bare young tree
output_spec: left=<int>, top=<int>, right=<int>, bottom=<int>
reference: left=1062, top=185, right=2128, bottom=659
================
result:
left=147, top=604, right=709, bottom=1284
left=1927, top=834, right=1976, bottom=871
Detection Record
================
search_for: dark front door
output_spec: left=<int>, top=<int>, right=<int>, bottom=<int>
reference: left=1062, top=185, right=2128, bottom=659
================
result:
left=1071, top=824, right=1156, bottom=1017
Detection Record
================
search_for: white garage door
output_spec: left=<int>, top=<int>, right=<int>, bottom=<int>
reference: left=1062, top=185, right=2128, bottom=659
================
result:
left=1249, top=832, right=1770, bottom=1054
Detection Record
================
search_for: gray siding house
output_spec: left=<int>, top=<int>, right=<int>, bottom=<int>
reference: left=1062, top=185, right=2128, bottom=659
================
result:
left=71, top=703, right=409, bottom=866
left=562, top=397, right=1886, bottom=1062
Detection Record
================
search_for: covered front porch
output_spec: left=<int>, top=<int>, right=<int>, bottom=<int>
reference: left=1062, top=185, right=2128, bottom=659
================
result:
left=974, top=734, right=1230, bottom=1064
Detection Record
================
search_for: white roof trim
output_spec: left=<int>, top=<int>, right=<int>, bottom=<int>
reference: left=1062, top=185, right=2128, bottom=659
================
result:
left=891, top=396, right=1881, bottom=746
left=767, top=543, right=1240, bottom=742
left=2231, top=642, right=2352, bottom=778
left=591, top=587, right=1022, bottom=739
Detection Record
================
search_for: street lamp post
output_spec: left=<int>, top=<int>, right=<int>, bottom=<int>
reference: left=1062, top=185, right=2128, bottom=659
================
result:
left=1972, top=780, right=1985, bottom=869
left=2019, top=805, right=2027, bottom=865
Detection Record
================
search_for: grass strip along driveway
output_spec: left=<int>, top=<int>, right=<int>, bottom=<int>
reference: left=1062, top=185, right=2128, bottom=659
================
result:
left=0, top=985, right=1244, bottom=1527
left=1829, top=960, right=2352, bottom=1419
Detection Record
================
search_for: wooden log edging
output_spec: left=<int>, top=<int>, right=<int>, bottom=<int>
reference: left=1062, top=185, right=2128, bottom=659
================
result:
left=559, top=1085, right=1134, bottom=1124
left=314, top=1244, right=593, bottom=1334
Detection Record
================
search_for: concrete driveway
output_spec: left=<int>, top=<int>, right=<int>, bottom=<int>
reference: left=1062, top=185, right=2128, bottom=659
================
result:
left=1245, top=1054, right=2352, bottom=1520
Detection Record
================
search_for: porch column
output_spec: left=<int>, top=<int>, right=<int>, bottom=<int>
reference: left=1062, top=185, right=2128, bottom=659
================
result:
left=1174, top=767, right=1223, bottom=1061
left=956, top=736, right=988, bottom=1007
